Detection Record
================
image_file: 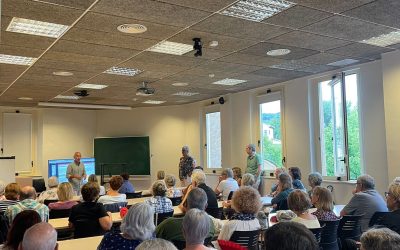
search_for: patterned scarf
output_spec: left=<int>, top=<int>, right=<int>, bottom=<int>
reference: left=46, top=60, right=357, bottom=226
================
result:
left=230, top=213, right=255, bottom=221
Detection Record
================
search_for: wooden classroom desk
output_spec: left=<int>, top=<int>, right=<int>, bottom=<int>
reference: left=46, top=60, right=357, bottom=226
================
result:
left=57, top=235, right=102, bottom=250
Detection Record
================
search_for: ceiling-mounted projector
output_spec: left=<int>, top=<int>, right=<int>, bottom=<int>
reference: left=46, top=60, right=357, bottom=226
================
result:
left=136, top=82, right=155, bottom=96
left=74, top=89, right=89, bottom=97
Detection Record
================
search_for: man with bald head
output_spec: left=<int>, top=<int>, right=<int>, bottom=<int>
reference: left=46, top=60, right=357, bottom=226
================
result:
left=20, top=222, right=58, bottom=250
left=66, top=151, right=86, bottom=195
left=5, top=186, right=49, bottom=224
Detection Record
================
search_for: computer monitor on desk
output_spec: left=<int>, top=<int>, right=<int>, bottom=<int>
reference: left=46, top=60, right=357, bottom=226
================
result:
left=48, top=158, right=95, bottom=183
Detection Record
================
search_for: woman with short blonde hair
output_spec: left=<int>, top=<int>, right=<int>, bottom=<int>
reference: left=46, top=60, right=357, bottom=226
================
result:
left=49, top=182, right=78, bottom=210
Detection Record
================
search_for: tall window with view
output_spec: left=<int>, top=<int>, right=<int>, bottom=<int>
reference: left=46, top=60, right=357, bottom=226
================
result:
left=260, top=100, right=283, bottom=170
left=318, top=73, right=361, bottom=180
left=206, top=111, right=221, bottom=168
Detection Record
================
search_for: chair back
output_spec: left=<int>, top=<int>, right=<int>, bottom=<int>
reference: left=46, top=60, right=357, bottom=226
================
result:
left=229, top=230, right=260, bottom=250
left=49, top=209, right=71, bottom=219
left=154, top=210, right=174, bottom=226
left=369, top=211, right=390, bottom=227
left=44, top=199, right=59, bottom=206
left=171, top=240, right=186, bottom=250
left=72, top=219, right=104, bottom=239
left=0, top=214, right=9, bottom=244
left=309, top=227, right=323, bottom=244
left=337, top=215, right=363, bottom=241
left=125, top=192, right=142, bottom=199
left=205, top=207, right=223, bottom=219
left=227, top=191, right=234, bottom=201
left=319, top=220, right=340, bottom=250
left=169, top=196, right=182, bottom=206
left=103, top=202, right=128, bottom=212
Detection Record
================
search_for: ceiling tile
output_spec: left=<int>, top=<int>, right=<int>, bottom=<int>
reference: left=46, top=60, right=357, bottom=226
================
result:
left=156, top=0, right=236, bottom=12
left=26, top=66, right=96, bottom=81
left=297, top=53, right=351, bottom=65
left=51, top=40, right=140, bottom=59
left=216, top=52, right=286, bottom=67
left=2, top=0, right=84, bottom=25
left=0, top=64, right=28, bottom=83
left=291, top=0, right=375, bottom=13
left=301, top=64, right=339, bottom=73
left=252, top=67, right=311, bottom=80
left=92, top=0, right=211, bottom=27
left=40, top=51, right=123, bottom=66
left=303, top=15, right=397, bottom=41
left=33, top=59, right=110, bottom=73
left=1, top=24, right=55, bottom=50
left=76, top=12, right=182, bottom=40
left=264, top=5, right=332, bottom=29
left=62, top=27, right=159, bottom=50
left=267, top=31, right=350, bottom=51
left=343, top=0, right=400, bottom=29
left=191, top=14, right=291, bottom=41
left=327, top=43, right=394, bottom=59
left=0, top=44, right=44, bottom=58
left=28, top=0, right=97, bottom=9
left=240, top=42, right=319, bottom=60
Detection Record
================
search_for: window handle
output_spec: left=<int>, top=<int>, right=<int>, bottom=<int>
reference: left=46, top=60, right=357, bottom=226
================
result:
left=340, top=157, right=346, bottom=163
left=282, top=157, right=286, bottom=165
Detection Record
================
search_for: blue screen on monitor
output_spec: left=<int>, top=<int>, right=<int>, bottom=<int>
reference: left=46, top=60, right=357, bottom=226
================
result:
left=48, top=158, right=95, bottom=183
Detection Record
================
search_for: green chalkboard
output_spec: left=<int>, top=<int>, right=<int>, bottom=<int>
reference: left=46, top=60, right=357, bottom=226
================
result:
left=94, top=137, right=150, bottom=175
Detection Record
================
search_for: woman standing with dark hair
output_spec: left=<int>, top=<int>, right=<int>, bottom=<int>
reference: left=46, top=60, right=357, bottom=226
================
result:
left=289, top=167, right=306, bottom=191
left=3, top=210, right=41, bottom=250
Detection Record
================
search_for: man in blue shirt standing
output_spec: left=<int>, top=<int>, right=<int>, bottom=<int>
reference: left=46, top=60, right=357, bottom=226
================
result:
left=119, top=173, right=135, bottom=194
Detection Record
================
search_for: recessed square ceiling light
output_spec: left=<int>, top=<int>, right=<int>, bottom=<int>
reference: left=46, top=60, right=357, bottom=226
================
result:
left=269, top=61, right=312, bottom=71
left=6, top=17, right=69, bottom=38
left=361, top=31, right=400, bottom=47
left=147, top=41, right=193, bottom=55
left=220, top=0, right=295, bottom=22
left=327, top=59, right=359, bottom=67
left=143, top=100, right=166, bottom=104
left=54, top=95, right=80, bottom=100
left=76, top=83, right=108, bottom=90
left=267, top=49, right=291, bottom=56
left=212, top=78, right=247, bottom=86
left=172, top=92, right=199, bottom=97
left=104, top=66, right=142, bottom=77
left=0, top=54, right=37, bottom=65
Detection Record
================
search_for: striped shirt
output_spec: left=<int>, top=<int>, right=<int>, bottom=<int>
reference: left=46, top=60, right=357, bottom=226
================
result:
left=0, top=200, right=18, bottom=213
left=5, top=199, right=49, bottom=224
left=145, top=196, right=173, bottom=214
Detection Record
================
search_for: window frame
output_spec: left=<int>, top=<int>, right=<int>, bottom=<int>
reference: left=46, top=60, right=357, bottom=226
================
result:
left=311, top=69, right=364, bottom=181
left=202, top=105, right=222, bottom=170
left=256, top=90, right=287, bottom=173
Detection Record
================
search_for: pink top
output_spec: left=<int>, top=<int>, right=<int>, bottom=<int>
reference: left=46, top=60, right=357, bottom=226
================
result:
left=49, top=200, right=78, bottom=210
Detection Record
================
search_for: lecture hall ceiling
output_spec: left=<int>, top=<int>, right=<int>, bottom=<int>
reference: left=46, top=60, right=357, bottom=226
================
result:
left=0, top=0, right=399, bottom=108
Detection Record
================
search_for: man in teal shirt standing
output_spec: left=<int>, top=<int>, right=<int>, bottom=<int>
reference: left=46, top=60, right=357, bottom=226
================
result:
left=246, top=144, right=262, bottom=190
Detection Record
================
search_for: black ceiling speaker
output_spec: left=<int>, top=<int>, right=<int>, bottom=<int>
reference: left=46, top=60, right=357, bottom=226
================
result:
left=219, top=97, right=225, bottom=104
left=74, top=90, right=89, bottom=97
left=193, top=38, right=202, bottom=57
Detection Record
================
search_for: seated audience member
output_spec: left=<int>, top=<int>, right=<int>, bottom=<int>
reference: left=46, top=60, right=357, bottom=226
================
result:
left=288, top=190, right=320, bottom=229
left=271, top=167, right=286, bottom=195
left=165, top=174, right=182, bottom=198
left=218, top=186, right=261, bottom=240
left=271, top=173, right=294, bottom=212
left=5, top=186, right=49, bottom=224
left=143, top=170, right=166, bottom=196
left=183, top=209, right=213, bottom=250
left=232, top=167, right=242, bottom=186
left=48, top=182, right=78, bottom=210
left=68, top=182, right=112, bottom=238
left=215, top=168, right=239, bottom=201
left=37, top=176, right=58, bottom=203
left=288, top=167, right=306, bottom=191
left=308, top=172, right=323, bottom=198
left=0, top=181, right=5, bottom=200
left=145, top=180, right=173, bottom=214
left=374, top=178, right=400, bottom=234
left=19, top=222, right=57, bottom=250
left=311, top=186, right=339, bottom=221
left=156, top=188, right=216, bottom=242
left=2, top=210, right=41, bottom=250
left=157, top=170, right=166, bottom=181
left=180, top=171, right=218, bottom=210
left=222, top=173, right=255, bottom=209
left=264, top=222, right=319, bottom=250
left=97, top=176, right=126, bottom=204
left=119, top=173, right=135, bottom=194
left=0, top=183, right=20, bottom=213
left=340, top=174, right=387, bottom=232
left=360, top=228, right=400, bottom=250
left=98, top=203, right=155, bottom=250
left=87, top=174, right=105, bottom=196
left=136, top=238, right=178, bottom=250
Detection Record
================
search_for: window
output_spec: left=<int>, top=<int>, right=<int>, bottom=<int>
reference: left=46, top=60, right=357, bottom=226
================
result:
left=205, top=111, right=221, bottom=168
left=258, top=92, right=285, bottom=170
left=316, top=72, right=362, bottom=180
